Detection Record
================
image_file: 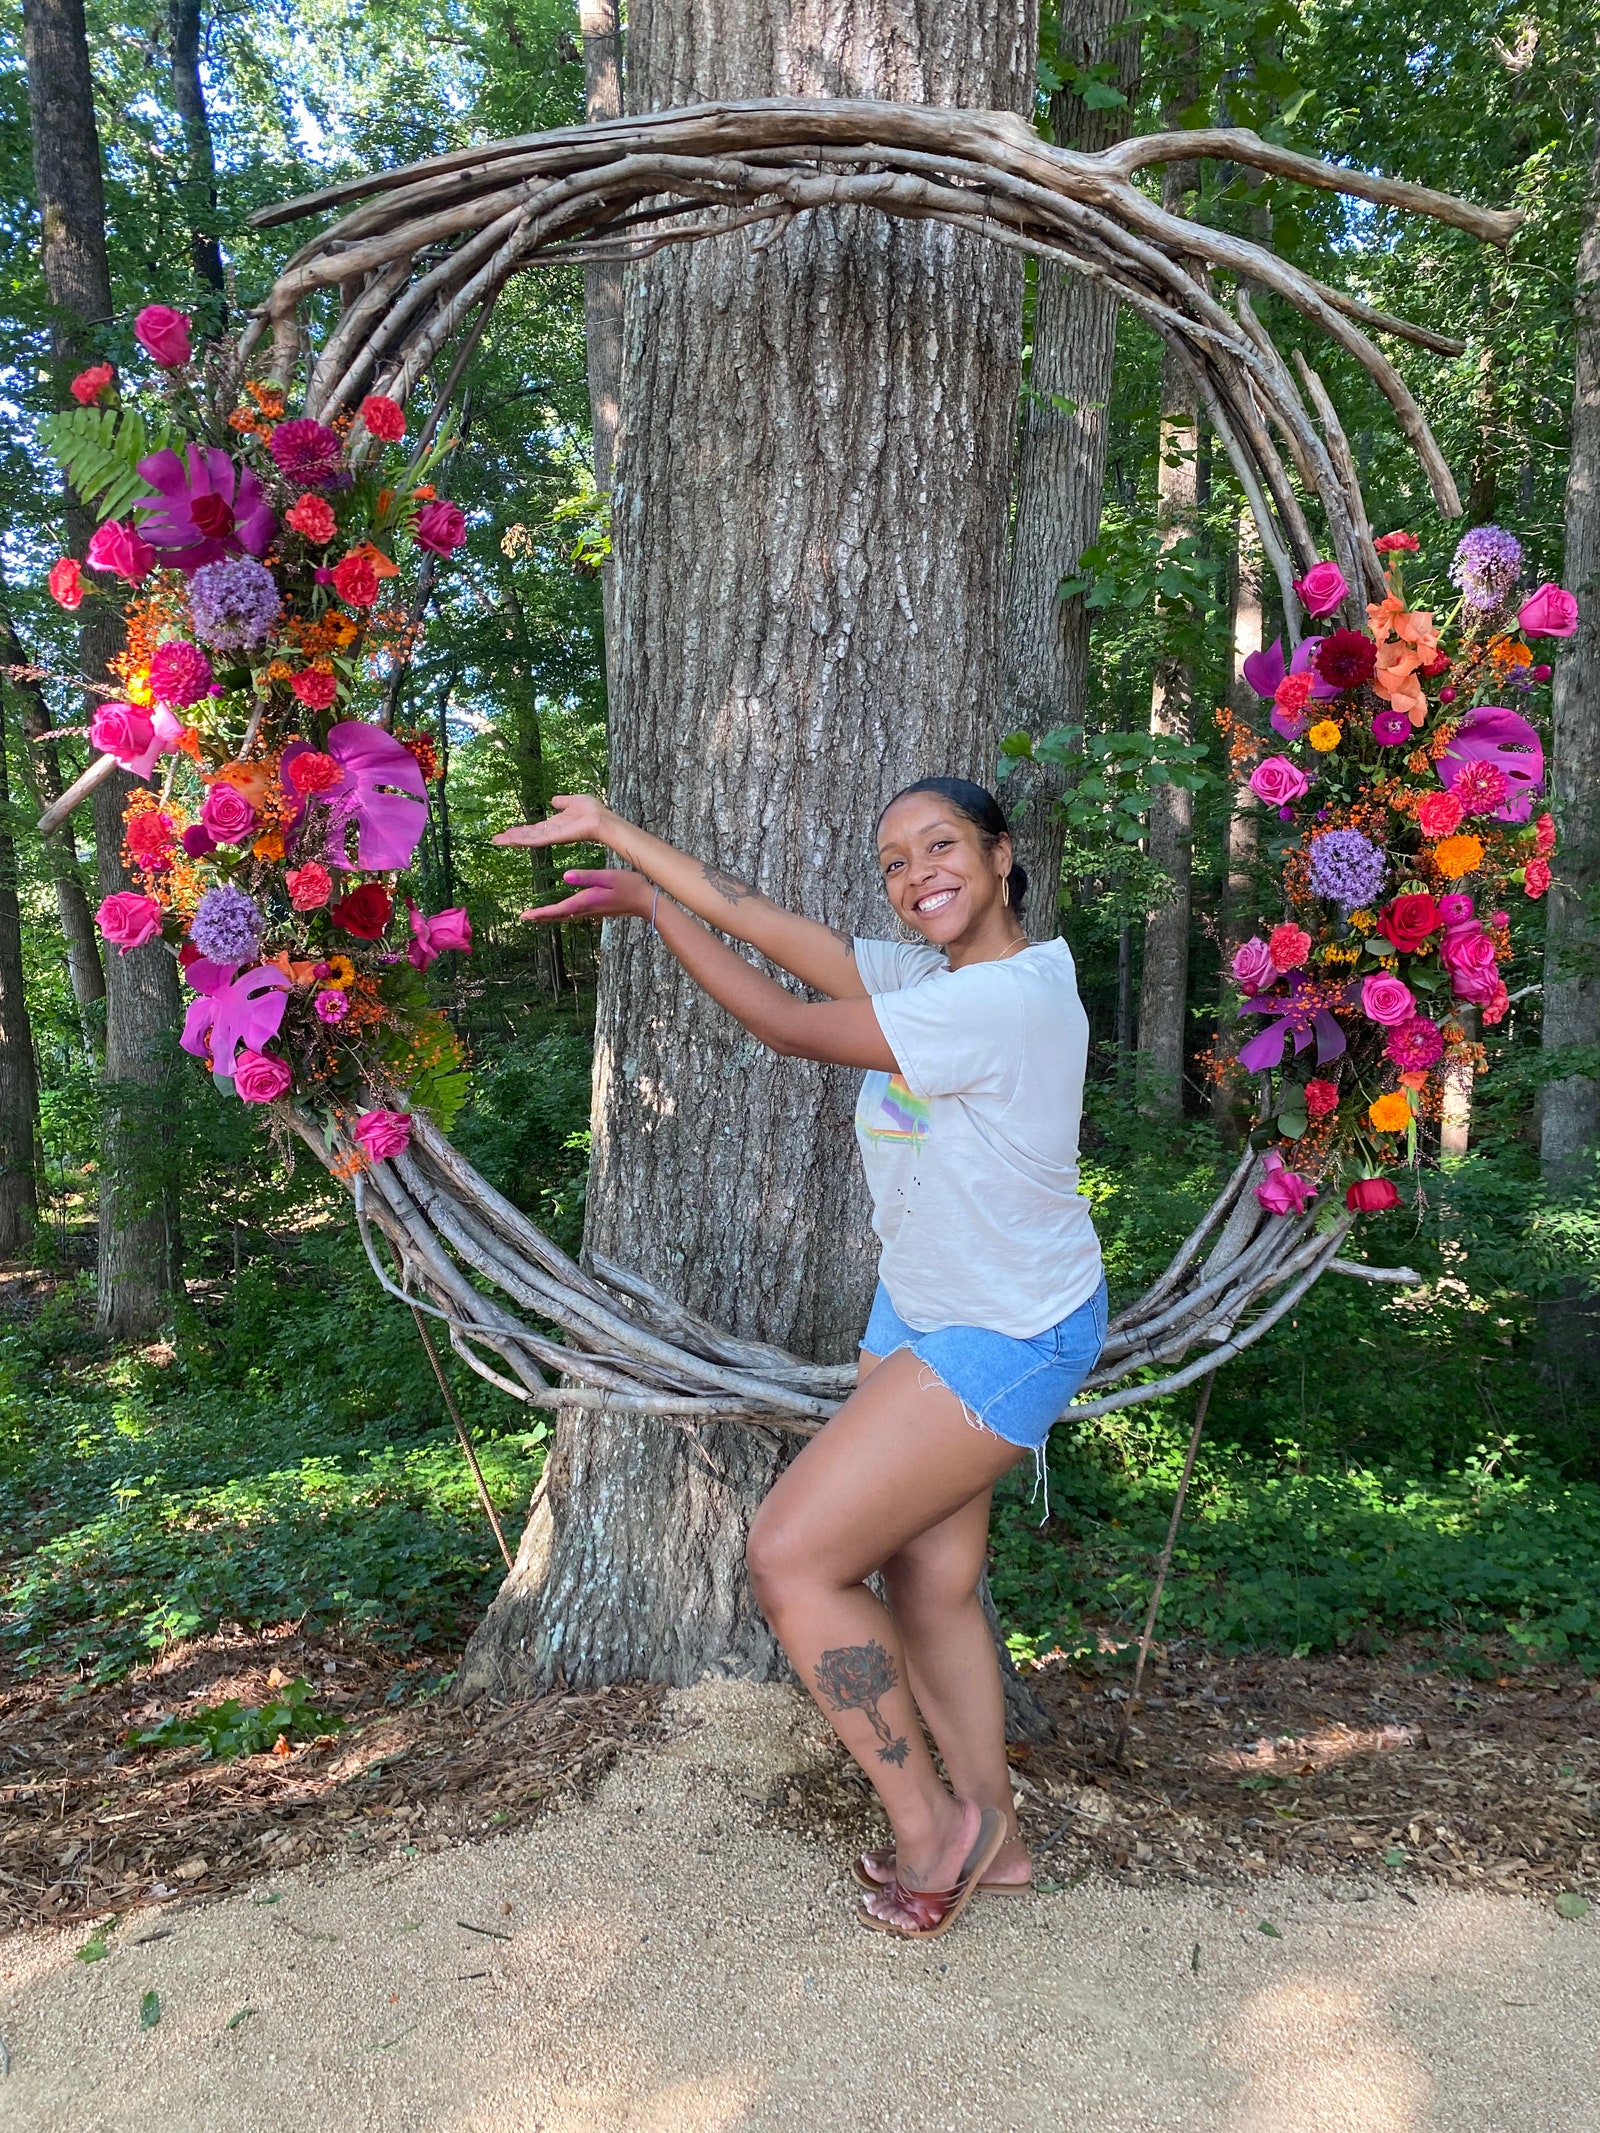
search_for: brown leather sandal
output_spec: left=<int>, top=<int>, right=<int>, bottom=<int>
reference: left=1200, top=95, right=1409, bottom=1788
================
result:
left=852, top=1840, right=1034, bottom=1897
left=855, top=1806, right=1007, bottom=1939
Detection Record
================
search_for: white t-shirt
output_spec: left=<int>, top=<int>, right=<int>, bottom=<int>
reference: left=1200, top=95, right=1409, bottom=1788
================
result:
left=852, top=935, right=1102, bottom=1340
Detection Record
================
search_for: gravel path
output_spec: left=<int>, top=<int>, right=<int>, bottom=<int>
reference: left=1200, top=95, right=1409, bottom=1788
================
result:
left=1, top=1679, right=1595, bottom=2133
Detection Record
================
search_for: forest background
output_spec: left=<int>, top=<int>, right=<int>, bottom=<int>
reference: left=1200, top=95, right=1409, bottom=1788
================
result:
left=4, top=0, right=1600, bottom=1698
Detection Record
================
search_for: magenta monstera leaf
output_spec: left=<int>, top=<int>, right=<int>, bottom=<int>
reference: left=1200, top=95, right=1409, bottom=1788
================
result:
left=1439, top=706, right=1545, bottom=824
left=284, top=722, right=427, bottom=871
left=179, top=962, right=290, bottom=1084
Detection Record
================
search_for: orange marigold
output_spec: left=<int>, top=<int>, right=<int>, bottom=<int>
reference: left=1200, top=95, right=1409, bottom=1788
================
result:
left=1368, top=1092, right=1411, bottom=1133
left=1432, top=833, right=1485, bottom=880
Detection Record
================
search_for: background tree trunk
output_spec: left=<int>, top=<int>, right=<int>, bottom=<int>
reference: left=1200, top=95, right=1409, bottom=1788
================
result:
left=0, top=683, right=40, bottom=1255
left=459, top=0, right=1036, bottom=1701
left=1136, top=123, right=1201, bottom=1116
left=167, top=0, right=226, bottom=319
left=1001, top=0, right=1140, bottom=942
left=1212, top=506, right=1262, bottom=1133
left=578, top=0, right=623, bottom=704
left=24, top=0, right=183, bottom=1332
left=1542, top=102, right=1600, bottom=1176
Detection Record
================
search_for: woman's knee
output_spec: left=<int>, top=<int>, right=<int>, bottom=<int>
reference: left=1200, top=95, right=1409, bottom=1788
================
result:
left=745, top=1500, right=807, bottom=1612
left=882, top=1548, right=982, bottom=1628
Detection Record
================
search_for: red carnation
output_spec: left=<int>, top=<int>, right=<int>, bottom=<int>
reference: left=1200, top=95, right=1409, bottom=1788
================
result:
left=1314, top=628, right=1377, bottom=691
left=70, top=362, right=115, bottom=406
left=286, top=493, right=337, bottom=545
left=330, top=882, right=392, bottom=939
left=1374, top=531, right=1419, bottom=555
left=289, top=669, right=340, bottom=713
left=48, top=558, right=84, bottom=610
left=359, top=393, right=406, bottom=443
left=330, top=551, right=380, bottom=607
left=287, top=748, right=342, bottom=794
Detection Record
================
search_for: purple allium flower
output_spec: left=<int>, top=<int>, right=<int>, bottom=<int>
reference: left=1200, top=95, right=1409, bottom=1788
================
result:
left=148, top=638, right=213, bottom=708
left=135, top=445, right=276, bottom=571
left=188, top=556, right=281, bottom=649
left=189, top=881, right=263, bottom=964
left=1450, top=524, right=1523, bottom=613
left=1308, top=828, right=1387, bottom=910
left=1386, top=1016, right=1444, bottom=1072
left=268, top=419, right=345, bottom=488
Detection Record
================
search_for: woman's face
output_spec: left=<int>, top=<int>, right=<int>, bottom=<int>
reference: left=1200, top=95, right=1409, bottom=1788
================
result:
left=876, top=794, right=1010, bottom=945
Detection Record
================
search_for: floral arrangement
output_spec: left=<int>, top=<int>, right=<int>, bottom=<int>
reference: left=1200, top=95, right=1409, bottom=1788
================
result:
left=1215, top=527, right=1570, bottom=1218
left=45, top=304, right=475, bottom=1159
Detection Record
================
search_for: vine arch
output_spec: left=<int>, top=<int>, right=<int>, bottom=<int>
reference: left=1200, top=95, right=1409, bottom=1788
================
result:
left=239, top=98, right=1516, bottom=1435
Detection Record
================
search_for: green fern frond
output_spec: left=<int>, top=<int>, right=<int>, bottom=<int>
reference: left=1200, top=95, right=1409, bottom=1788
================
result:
left=38, top=407, right=181, bottom=523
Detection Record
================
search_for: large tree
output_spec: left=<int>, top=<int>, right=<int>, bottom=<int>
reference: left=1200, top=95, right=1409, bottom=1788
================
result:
left=0, top=681, right=39, bottom=1254
left=459, top=0, right=1036, bottom=1698
left=23, top=0, right=184, bottom=1333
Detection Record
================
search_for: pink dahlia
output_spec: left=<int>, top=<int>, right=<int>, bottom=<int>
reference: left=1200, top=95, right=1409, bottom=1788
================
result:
left=1385, top=1016, right=1444, bottom=1072
left=268, top=419, right=346, bottom=489
left=148, top=639, right=213, bottom=709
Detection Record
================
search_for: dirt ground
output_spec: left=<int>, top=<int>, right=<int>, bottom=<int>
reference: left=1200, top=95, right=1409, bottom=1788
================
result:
left=0, top=1673, right=1597, bottom=2133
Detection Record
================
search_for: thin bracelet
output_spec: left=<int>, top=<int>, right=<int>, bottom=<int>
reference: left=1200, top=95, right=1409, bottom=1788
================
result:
left=650, top=887, right=661, bottom=934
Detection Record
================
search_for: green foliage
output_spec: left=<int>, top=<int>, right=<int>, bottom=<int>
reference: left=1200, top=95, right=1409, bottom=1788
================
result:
left=132, top=1675, right=342, bottom=1760
left=36, top=406, right=174, bottom=521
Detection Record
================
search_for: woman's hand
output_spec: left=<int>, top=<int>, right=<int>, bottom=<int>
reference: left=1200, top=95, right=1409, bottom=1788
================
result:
left=521, top=868, right=654, bottom=924
left=493, top=792, right=614, bottom=851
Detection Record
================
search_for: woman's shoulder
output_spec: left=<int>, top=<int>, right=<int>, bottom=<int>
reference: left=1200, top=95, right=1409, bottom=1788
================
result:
left=852, top=936, right=948, bottom=993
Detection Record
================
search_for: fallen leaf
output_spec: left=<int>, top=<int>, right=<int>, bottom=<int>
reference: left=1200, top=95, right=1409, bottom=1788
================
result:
left=139, top=1990, right=161, bottom=2031
left=1258, top=1920, right=1283, bottom=1939
left=226, top=2006, right=257, bottom=2030
left=1555, top=1892, right=1591, bottom=1921
left=173, top=1856, right=208, bottom=1882
left=75, top=1932, right=110, bottom=1964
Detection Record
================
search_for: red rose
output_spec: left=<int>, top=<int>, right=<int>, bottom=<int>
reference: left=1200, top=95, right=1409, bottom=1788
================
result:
left=1345, top=1178, right=1400, bottom=1213
left=330, top=551, right=380, bottom=606
left=48, top=558, right=84, bottom=609
left=290, top=668, right=340, bottom=712
left=359, top=393, right=406, bottom=443
left=189, top=492, right=235, bottom=539
left=330, top=882, right=392, bottom=938
left=70, top=361, right=115, bottom=405
left=1376, top=892, right=1441, bottom=954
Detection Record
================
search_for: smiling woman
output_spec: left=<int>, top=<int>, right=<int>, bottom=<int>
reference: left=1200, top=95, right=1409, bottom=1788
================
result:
left=493, top=774, right=1104, bottom=1938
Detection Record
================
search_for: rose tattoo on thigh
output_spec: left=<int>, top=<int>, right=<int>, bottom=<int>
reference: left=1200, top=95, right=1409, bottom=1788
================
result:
left=813, top=1641, right=909, bottom=1766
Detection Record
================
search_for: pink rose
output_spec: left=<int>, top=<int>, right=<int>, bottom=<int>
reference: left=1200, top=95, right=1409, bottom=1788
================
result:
left=406, top=901, right=473, bottom=969
left=354, top=1108, right=412, bottom=1161
left=1361, top=972, right=1416, bottom=1027
left=1255, top=1150, right=1317, bottom=1217
left=1440, top=923, right=1500, bottom=1004
left=413, top=500, right=467, bottom=556
left=133, top=304, right=192, bottom=368
left=1248, top=755, right=1310, bottom=809
left=1268, top=923, right=1311, bottom=973
left=1292, top=560, right=1349, bottom=618
left=90, top=702, right=155, bottom=764
left=96, top=890, right=164, bottom=953
left=234, top=1048, right=293, bottom=1103
left=200, top=781, right=258, bottom=844
left=86, top=518, right=154, bottom=584
left=1231, top=936, right=1276, bottom=996
left=1517, top=583, right=1579, bottom=639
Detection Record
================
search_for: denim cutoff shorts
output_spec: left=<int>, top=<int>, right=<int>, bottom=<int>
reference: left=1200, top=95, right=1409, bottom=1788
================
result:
left=861, top=1275, right=1109, bottom=1451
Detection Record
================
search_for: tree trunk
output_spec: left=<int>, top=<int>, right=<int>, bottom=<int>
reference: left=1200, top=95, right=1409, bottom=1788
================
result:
left=1001, top=0, right=1140, bottom=941
left=579, top=0, right=624, bottom=706
left=0, top=593, right=105, bottom=1042
left=1542, top=101, right=1600, bottom=1176
left=500, top=580, right=568, bottom=996
left=459, top=0, right=1035, bottom=1701
left=167, top=0, right=226, bottom=319
left=0, top=682, right=40, bottom=1255
left=24, top=0, right=183, bottom=1332
left=1212, top=507, right=1262, bottom=1133
left=1137, top=131, right=1202, bottom=1116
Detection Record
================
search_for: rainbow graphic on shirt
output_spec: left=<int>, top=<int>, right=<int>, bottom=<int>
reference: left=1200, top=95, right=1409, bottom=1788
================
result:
left=857, top=1071, right=931, bottom=1144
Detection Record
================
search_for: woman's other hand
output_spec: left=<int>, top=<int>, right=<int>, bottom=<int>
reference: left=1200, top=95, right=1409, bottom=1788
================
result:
left=493, top=793, right=613, bottom=850
left=521, top=868, right=652, bottom=924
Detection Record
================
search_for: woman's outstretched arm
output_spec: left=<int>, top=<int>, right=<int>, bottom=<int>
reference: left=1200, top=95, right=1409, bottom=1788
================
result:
left=493, top=794, right=869, bottom=999
left=522, top=870, right=898, bottom=1070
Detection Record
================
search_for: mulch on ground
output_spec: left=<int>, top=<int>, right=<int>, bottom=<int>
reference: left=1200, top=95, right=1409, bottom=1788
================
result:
left=771, top=1639, right=1600, bottom=1906
left=0, top=1628, right=665, bottom=1932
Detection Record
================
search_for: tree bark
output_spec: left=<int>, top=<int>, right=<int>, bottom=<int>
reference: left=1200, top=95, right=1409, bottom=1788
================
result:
left=24, top=0, right=183, bottom=1332
left=167, top=0, right=226, bottom=317
left=578, top=0, right=623, bottom=704
left=1542, top=101, right=1600, bottom=1176
left=459, top=0, right=1036, bottom=1701
left=1001, top=0, right=1140, bottom=941
left=1212, top=506, right=1262, bottom=1133
left=0, top=683, right=40, bottom=1255
left=0, top=592, right=105, bottom=1040
left=1137, top=130, right=1202, bottom=1116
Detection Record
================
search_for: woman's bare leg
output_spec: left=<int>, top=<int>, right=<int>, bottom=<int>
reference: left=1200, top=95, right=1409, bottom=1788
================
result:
left=746, top=1348, right=1022, bottom=1900
left=881, top=1492, right=1031, bottom=1885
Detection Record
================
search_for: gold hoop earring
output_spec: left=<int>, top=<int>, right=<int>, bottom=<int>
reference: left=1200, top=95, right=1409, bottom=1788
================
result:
left=894, top=914, right=922, bottom=945
left=1001, top=873, right=1011, bottom=907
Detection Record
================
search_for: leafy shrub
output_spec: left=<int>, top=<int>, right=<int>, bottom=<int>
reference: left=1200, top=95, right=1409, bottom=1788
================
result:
left=133, top=1676, right=343, bottom=1760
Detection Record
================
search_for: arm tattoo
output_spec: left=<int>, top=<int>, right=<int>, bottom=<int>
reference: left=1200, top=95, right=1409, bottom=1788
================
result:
left=702, top=862, right=756, bottom=906
left=813, top=1640, right=910, bottom=1767
left=829, top=925, right=855, bottom=956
